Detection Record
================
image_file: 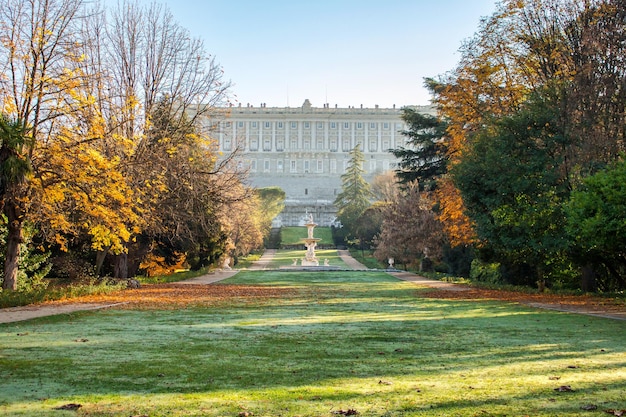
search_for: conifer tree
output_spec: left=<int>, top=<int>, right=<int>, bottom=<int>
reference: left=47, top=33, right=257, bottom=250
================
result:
left=334, top=144, right=373, bottom=240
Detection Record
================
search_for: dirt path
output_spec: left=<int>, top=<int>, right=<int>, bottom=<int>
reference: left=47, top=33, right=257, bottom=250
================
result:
left=337, top=249, right=368, bottom=270
left=248, top=249, right=277, bottom=270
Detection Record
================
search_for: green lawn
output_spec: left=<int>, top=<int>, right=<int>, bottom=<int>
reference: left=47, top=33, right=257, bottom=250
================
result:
left=281, top=226, right=333, bottom=246
left=0, top=271, right=624, bottom=416
left=268, top=249, right=350, bottom=268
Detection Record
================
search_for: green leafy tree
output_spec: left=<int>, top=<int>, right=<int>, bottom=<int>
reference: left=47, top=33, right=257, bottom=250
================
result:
left=256, top=187, right=286, bottom=244
left=390, top=108, right=449, bottom=191
left=334, top=144, right=373, bottom=241
left=567, top=159, right=626, bottom=291
left=452, top=91, right=573, bottom=286
left=354, top=202, right=385, bottom=252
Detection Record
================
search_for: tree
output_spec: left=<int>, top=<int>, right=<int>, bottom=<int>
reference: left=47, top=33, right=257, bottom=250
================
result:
left=334, top=144, right=373, bottom=241
left=452, top=90, right=572, bottom=286
left=0, top=116, right=32, bottom=289
left=567, top=159, right=626, bottom=291
left=0, top=0, right=91, bottom=290
left=256, top=187, right=286, bottom=244
left=391, top=108, right=449, bottom=191
left=374, top=182, right=445, bottom=271
left=370, top=170, right=399, bottom=203
left=77, top=1, right=234, bottom=278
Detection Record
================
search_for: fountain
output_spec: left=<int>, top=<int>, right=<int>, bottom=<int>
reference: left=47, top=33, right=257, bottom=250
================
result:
left=301, top=213, right=321, bottom=266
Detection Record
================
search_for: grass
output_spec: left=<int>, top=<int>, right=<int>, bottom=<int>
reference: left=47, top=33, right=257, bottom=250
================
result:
left=265, top=249, right=350, bottom=268
left=349, top=248, right=387, bottom=269
left=281, top=226, right=333, bottom=246
left=137, top=267, right=212, bottom=284
left=0, top=279, right=127, bottom=309
left=1, top=270, right=625, bottom=416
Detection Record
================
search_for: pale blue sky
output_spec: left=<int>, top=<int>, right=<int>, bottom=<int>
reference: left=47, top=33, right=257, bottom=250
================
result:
left=128, top=0, right=499, bottom=107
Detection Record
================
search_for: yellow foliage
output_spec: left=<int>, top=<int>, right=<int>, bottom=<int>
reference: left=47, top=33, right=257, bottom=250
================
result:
left=140, top=252, right=187, bottom=277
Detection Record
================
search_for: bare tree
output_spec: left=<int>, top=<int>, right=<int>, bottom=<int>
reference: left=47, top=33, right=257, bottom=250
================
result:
left=90, top=1, right=235, bottom=277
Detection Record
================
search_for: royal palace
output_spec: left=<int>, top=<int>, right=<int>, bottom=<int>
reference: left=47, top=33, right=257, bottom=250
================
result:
left=213, top=99, right=433, bottom=226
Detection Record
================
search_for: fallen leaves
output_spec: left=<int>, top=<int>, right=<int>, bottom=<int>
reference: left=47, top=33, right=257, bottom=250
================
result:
left=53, top=403, right=81, bottom=410
left=47, top=284, right=295, bottom=310
left=420, top=288, right=626, bottom=315
left=606, top=410, right=626, bottom=417
left=332, top=409, right=359, bottom=416
left=554, top=385, right=574, bottom=392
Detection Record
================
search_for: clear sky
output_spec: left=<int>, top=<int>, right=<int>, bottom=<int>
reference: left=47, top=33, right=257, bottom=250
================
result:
left=128, top=0, right=499, bottom=108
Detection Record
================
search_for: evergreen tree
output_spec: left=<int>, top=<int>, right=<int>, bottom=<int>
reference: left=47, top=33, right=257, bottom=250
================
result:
left=334, top=144, right=373, bottom=241
left=390, top=107, right=449, bottom=191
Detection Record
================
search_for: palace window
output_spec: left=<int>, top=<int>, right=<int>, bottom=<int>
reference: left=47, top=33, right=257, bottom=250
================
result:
left=317, top=160, right=323, bottom=172
left=277, top=160, right=283, bottom=172
left=290, top=160, right=297, bottom=173
left=370, top=122, right=377, bottom=129
left=317, top=122, right=324, bottom=130
left=264, top=121, right=271, bottom=129
left=264, top=160, right=270, bottom=172
left=291, top=122, right=297, bottom=129
left=357, top=122, right=363, bottom=129
left=344, top=122, right=350, bottom=129
left=331, top=122, right=337, bottom=129
left=304, top=122, right=310, bottom=129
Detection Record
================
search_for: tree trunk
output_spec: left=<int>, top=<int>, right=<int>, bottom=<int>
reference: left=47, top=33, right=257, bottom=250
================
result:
left=581, top=264, right=597, bottom=292
left=2, top=197, right=24, bottom=291
left=94, top=247, right=110, bottom=277
left=113, top=252, right=128, bottom=279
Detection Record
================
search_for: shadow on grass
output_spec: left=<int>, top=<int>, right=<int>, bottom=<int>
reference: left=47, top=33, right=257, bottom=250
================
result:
left=1, top=271, right=625, bottom=416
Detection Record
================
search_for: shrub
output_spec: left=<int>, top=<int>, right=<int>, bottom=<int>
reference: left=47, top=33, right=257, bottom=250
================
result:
left=470, top=259, right=502, bottom=284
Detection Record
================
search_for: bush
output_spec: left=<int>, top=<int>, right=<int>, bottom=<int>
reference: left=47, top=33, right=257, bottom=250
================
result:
left=470, top=259, right=502, bottom=284
left=49, top=254, right=95, bottom=283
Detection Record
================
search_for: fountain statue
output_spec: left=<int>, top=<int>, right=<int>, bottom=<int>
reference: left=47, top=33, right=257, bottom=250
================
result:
left=301, top=213, right=321, bottom=266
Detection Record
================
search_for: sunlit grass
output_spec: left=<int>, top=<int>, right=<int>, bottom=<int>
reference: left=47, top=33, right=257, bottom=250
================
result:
left=281, top=226, right=333, bottom=246
left=268, top=249, right=350, bottom=268
left=1, top=271, right=624, bottom=416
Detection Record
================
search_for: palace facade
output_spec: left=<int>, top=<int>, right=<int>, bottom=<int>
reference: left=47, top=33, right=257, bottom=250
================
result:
left=214, top=99, right=434, bottom=226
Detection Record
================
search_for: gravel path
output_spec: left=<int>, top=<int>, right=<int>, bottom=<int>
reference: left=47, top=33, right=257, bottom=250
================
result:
left=337, top=249, right=368, bottom=270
